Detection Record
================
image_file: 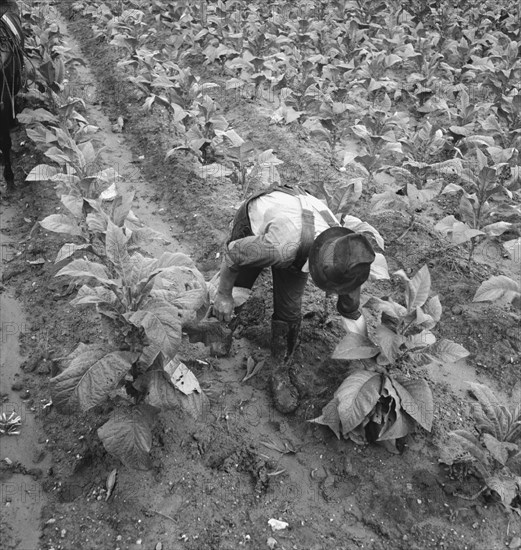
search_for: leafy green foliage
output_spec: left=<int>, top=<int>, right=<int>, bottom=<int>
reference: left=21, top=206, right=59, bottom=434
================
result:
left=51, top=223, right=209, bottom=468
left=56, top=223, right=204, bottom=364
left=313, top=266, right=468, bottom=450
left=97, top=405, right=156, bottom=471
left=70, top=0, right=521, bottom=246
left=25, top=0, right=520, bottom=470
left=21, top=9, right=210, bottom=470
left=311, top=371, right=432, bottom=447
left=336, top=265, right=468, bottom=367
left=51, top=345, right=138, bottom=414
left=436, top=148, right=517, bottom=263
left=444, top=383, right=521, bottom=509
left=473, top=238, right=521, bottom=308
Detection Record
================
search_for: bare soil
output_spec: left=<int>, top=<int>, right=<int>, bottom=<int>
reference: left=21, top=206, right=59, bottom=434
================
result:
left=1, top=6, right=520, bottom=550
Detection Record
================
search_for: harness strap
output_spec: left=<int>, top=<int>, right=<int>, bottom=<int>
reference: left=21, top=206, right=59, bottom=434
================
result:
left=319, top=208, right=340, bottom=228
left=0, top=12, right=24, bottom=118
left=1, top=13, right=21, bottom=41
left=292, top=194, right=315, bottom=271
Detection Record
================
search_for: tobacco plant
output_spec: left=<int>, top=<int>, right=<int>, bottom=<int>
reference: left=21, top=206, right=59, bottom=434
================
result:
left=312, top=266, right=469, bottom=452
left=473, top=238, right=521, bottom=308
left=51, top=222, right=209, bottom=469
left=443, top=383, right=521, bottom=509
left=436, top=148, right=515, bottom=265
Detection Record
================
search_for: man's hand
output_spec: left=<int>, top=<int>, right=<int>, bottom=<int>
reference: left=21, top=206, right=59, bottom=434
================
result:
left=341, top=314, right=368, bottom=337
left=213, top=291, right=234, bottom=322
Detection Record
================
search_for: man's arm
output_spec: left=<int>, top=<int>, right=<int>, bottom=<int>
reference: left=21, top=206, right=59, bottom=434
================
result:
left=337, top=288, right=368, bottom=336
left=213, top=229, right=292, bottom=321
left=213, top=262, right=239, bottom=322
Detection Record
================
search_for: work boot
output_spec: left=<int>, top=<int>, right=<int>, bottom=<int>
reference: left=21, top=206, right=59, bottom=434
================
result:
left=286, top=320, right=301, bottom=360
left=270, top=320, right=300, bottom=414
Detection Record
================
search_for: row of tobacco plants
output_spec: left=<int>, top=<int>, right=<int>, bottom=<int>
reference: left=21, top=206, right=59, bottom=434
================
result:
left=18, top=1, right=214, bottom=470
left=14, top=0, right=520, bottom=510
left=70, top=0, right=521, bottom=295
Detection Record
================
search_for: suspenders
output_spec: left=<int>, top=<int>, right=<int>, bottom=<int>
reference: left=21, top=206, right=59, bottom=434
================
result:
left=292, top=191, right=340, bottom=271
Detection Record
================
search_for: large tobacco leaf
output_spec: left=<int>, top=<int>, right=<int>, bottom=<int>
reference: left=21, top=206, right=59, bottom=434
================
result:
left=311, top=371, right=433, bottom=443
left=70, top=284, right=117, bottom=308
left=127, top=299, right=182, bottom=366
left=54, top=243, right=91, bottom=264
left=332, top=333, right=380, bottom=360
left=374, top=324, right=403, bottom=364
left=150, top=287, right=209, bottom=320
left=424, top=339, right=470, bottom=364
left=435, top=215, right=484, bottom=245
left=133, top=370, right=181, bottom=410
left=335, top=370, right=383, bottom=436
left=51, top=345, right=137, bottom=413
left=153, top=264, right=207, bottom=295
left=105, top=221, right=131, bottom=276
left=405, top=264, right=431, bottom=312
left=391, top=376, right=434, bottom=431
left=56, top=259, right=119, bottom=290
left=97, top=406, right=156, bottom=470
left=473, top=275, right=519, bottom=302
left=365, top=296, right=407, bottom=318
left=40, top=213, right=83, bottom=236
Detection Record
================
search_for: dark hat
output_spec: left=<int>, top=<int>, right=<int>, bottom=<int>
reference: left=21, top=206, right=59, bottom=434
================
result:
left=309, top=227, right=375, bottom=294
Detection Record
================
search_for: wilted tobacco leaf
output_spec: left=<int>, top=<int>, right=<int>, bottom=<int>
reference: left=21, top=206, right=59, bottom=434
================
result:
left=242, top=357, right=265, bottom=382
left=163, top=359, right=209, bottom=420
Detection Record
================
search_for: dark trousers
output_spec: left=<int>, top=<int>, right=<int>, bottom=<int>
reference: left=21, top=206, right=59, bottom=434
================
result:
left=235, top=266, right=308, bottom=324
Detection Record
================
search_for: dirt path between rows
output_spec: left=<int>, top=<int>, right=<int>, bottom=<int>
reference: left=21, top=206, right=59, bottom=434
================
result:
left=0, top=204, right=51, bottom=549
left=1, top=4, right=520, bottom=550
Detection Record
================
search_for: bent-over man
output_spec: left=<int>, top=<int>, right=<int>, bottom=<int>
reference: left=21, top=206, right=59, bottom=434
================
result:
left=213, top=184, right=376, bottom=414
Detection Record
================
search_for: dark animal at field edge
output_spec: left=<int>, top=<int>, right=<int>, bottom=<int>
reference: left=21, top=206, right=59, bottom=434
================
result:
left=0, top=0, right=24, bottom=193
